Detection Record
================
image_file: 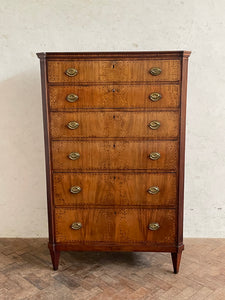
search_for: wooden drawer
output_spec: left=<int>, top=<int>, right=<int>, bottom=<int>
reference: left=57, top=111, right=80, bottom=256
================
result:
left=48, top=60, right=180, bottom=83
left=50, top=111, right=179, bottom=139
left=48, top=84, right=180, bottom=110
left=52, top=140, right=178, bottom=171
left=53, top=173, right=177, bottom=207
left=55, top=208, right=176, bottom=244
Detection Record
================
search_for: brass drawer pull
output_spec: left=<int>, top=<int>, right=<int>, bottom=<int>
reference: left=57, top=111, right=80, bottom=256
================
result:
left=148, top=120, right=160, bottom=130
left=65, top=68, right=78, bottom=77
left=149, top=92, right=162, bottom=102
left=70, top=186, right=82, bottom=194
left=149, top=67, right=162, bottom=76
left=148, top=223, right=160, bottom=231
left=66, top=94, right=79, bottom=102
left=71, top=222, right=82, bottom=230
left=148, top=186, right=160, bottom=195
left=68, top=152, right=80, bottom=160
left=149, top=152, right=160, bottom=160
left=67, top=121, right=79, bottom=130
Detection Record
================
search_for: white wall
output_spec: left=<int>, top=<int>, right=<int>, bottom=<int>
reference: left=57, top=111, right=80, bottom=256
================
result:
left=0, top=0, right=224, bottom=238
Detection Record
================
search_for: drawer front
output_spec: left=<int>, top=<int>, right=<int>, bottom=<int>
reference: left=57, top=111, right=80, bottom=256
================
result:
left=50, top=111, right=179, bottom=139
left=49, top=84, right=180, bottom=110
left=48, top=60, right=180, bottom=83
left=53, top=173, right=177, bottom=206
left=52, top=140, right=178, bottom=170
left=55, top=208, right=176, bottom=244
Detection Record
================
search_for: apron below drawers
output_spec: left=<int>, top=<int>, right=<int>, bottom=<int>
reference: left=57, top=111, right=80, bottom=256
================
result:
left=55, top=208, right=176, bottom=244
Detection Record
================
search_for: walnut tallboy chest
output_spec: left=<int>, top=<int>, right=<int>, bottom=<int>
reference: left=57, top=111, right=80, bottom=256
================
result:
left=37, top=51, right=191, bottom=273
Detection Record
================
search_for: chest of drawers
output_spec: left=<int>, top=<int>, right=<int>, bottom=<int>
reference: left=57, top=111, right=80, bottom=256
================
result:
left=37, top=51, right=191, bottom=273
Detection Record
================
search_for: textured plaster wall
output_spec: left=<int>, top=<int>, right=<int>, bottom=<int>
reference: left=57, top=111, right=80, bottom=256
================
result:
left=0, top=0, right=224, bottom=237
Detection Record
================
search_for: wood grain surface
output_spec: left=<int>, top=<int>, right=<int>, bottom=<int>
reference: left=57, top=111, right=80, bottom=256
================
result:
left=49, top=84, right=180, bottom=110
left=37, top=51, right=190, bottom=272
left=47, top=59, right=181, bottom=83
left=51, top=140, right=178, bottom=171
left=55, top=208, right=176, bottom=244
left=50, top=111, right=179, bottom=138
left=53, top=172, right=177, bottom=207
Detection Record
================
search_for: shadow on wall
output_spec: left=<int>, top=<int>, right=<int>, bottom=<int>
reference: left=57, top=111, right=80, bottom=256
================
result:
left=0, top=69, right=47, bottom=236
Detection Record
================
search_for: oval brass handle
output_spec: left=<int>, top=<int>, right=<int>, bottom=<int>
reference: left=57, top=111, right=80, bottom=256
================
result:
left=149, top=92, right=162, bottom=102
left=66, top=94, right=79, bottom=103
left=67, top=121, right=79, bottom=130
left=71, top=222, right=82, bottom=230
left=65, top=68, right=78, bottom=77
left=148, top=186, right=160, bottom=195
left=148, top=223, right=160, bottom=231
left=68, top=152, right=80, bottom=160
left=149, top=152, right=160, bottom=160
left=149, top=67, right=162, bottom=76
left=148, top=120, right=160, bottom=130
left=70, top=186, right=82, bottom=194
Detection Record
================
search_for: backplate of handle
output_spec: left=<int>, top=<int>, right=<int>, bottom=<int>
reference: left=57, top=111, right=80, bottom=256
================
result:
left=148, top=120, right=160, bottom=130
left=149, top=152, right=161, bottom=160
left=70, top=186, right=82, bottom=194
left=148, top=223, right=160, bottom=231
left=149, top=92, right=162, bottom=102
left=149, top=67, right=162, bottom=76
left=71, top=222, right=82, bottom=230
left=68, top=152, right=80, bottom=160
left=148, top=186, right=160, bottom=195
left=65, top=68, right=78, bottom=77
left=67, top=121, right=79, bottom=130
left=66, top=94, right=79, bottom=102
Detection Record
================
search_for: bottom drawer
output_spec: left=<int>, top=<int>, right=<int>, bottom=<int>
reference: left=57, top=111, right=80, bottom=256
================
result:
left=55, top=208, right=176, bottom=244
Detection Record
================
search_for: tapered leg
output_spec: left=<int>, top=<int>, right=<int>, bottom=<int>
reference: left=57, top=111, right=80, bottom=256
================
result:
left=171, top=252, right=182, bottom=274
left=49, top=247, right=60, bottom=270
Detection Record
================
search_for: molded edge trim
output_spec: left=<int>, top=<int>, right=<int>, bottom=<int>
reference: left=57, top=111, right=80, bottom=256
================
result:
left=49, top=242, right=184, bottom=253
left=36, top=51, right=191, bottom=59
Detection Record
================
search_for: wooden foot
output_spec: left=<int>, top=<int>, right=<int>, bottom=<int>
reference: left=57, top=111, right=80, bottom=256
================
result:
left=171, top=252, right=182, bottom=274
left=49, top=246, right=60, bottom=270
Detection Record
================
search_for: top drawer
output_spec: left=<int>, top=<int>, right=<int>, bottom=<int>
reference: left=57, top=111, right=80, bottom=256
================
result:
left=47, top=60, right=181, bottom=83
